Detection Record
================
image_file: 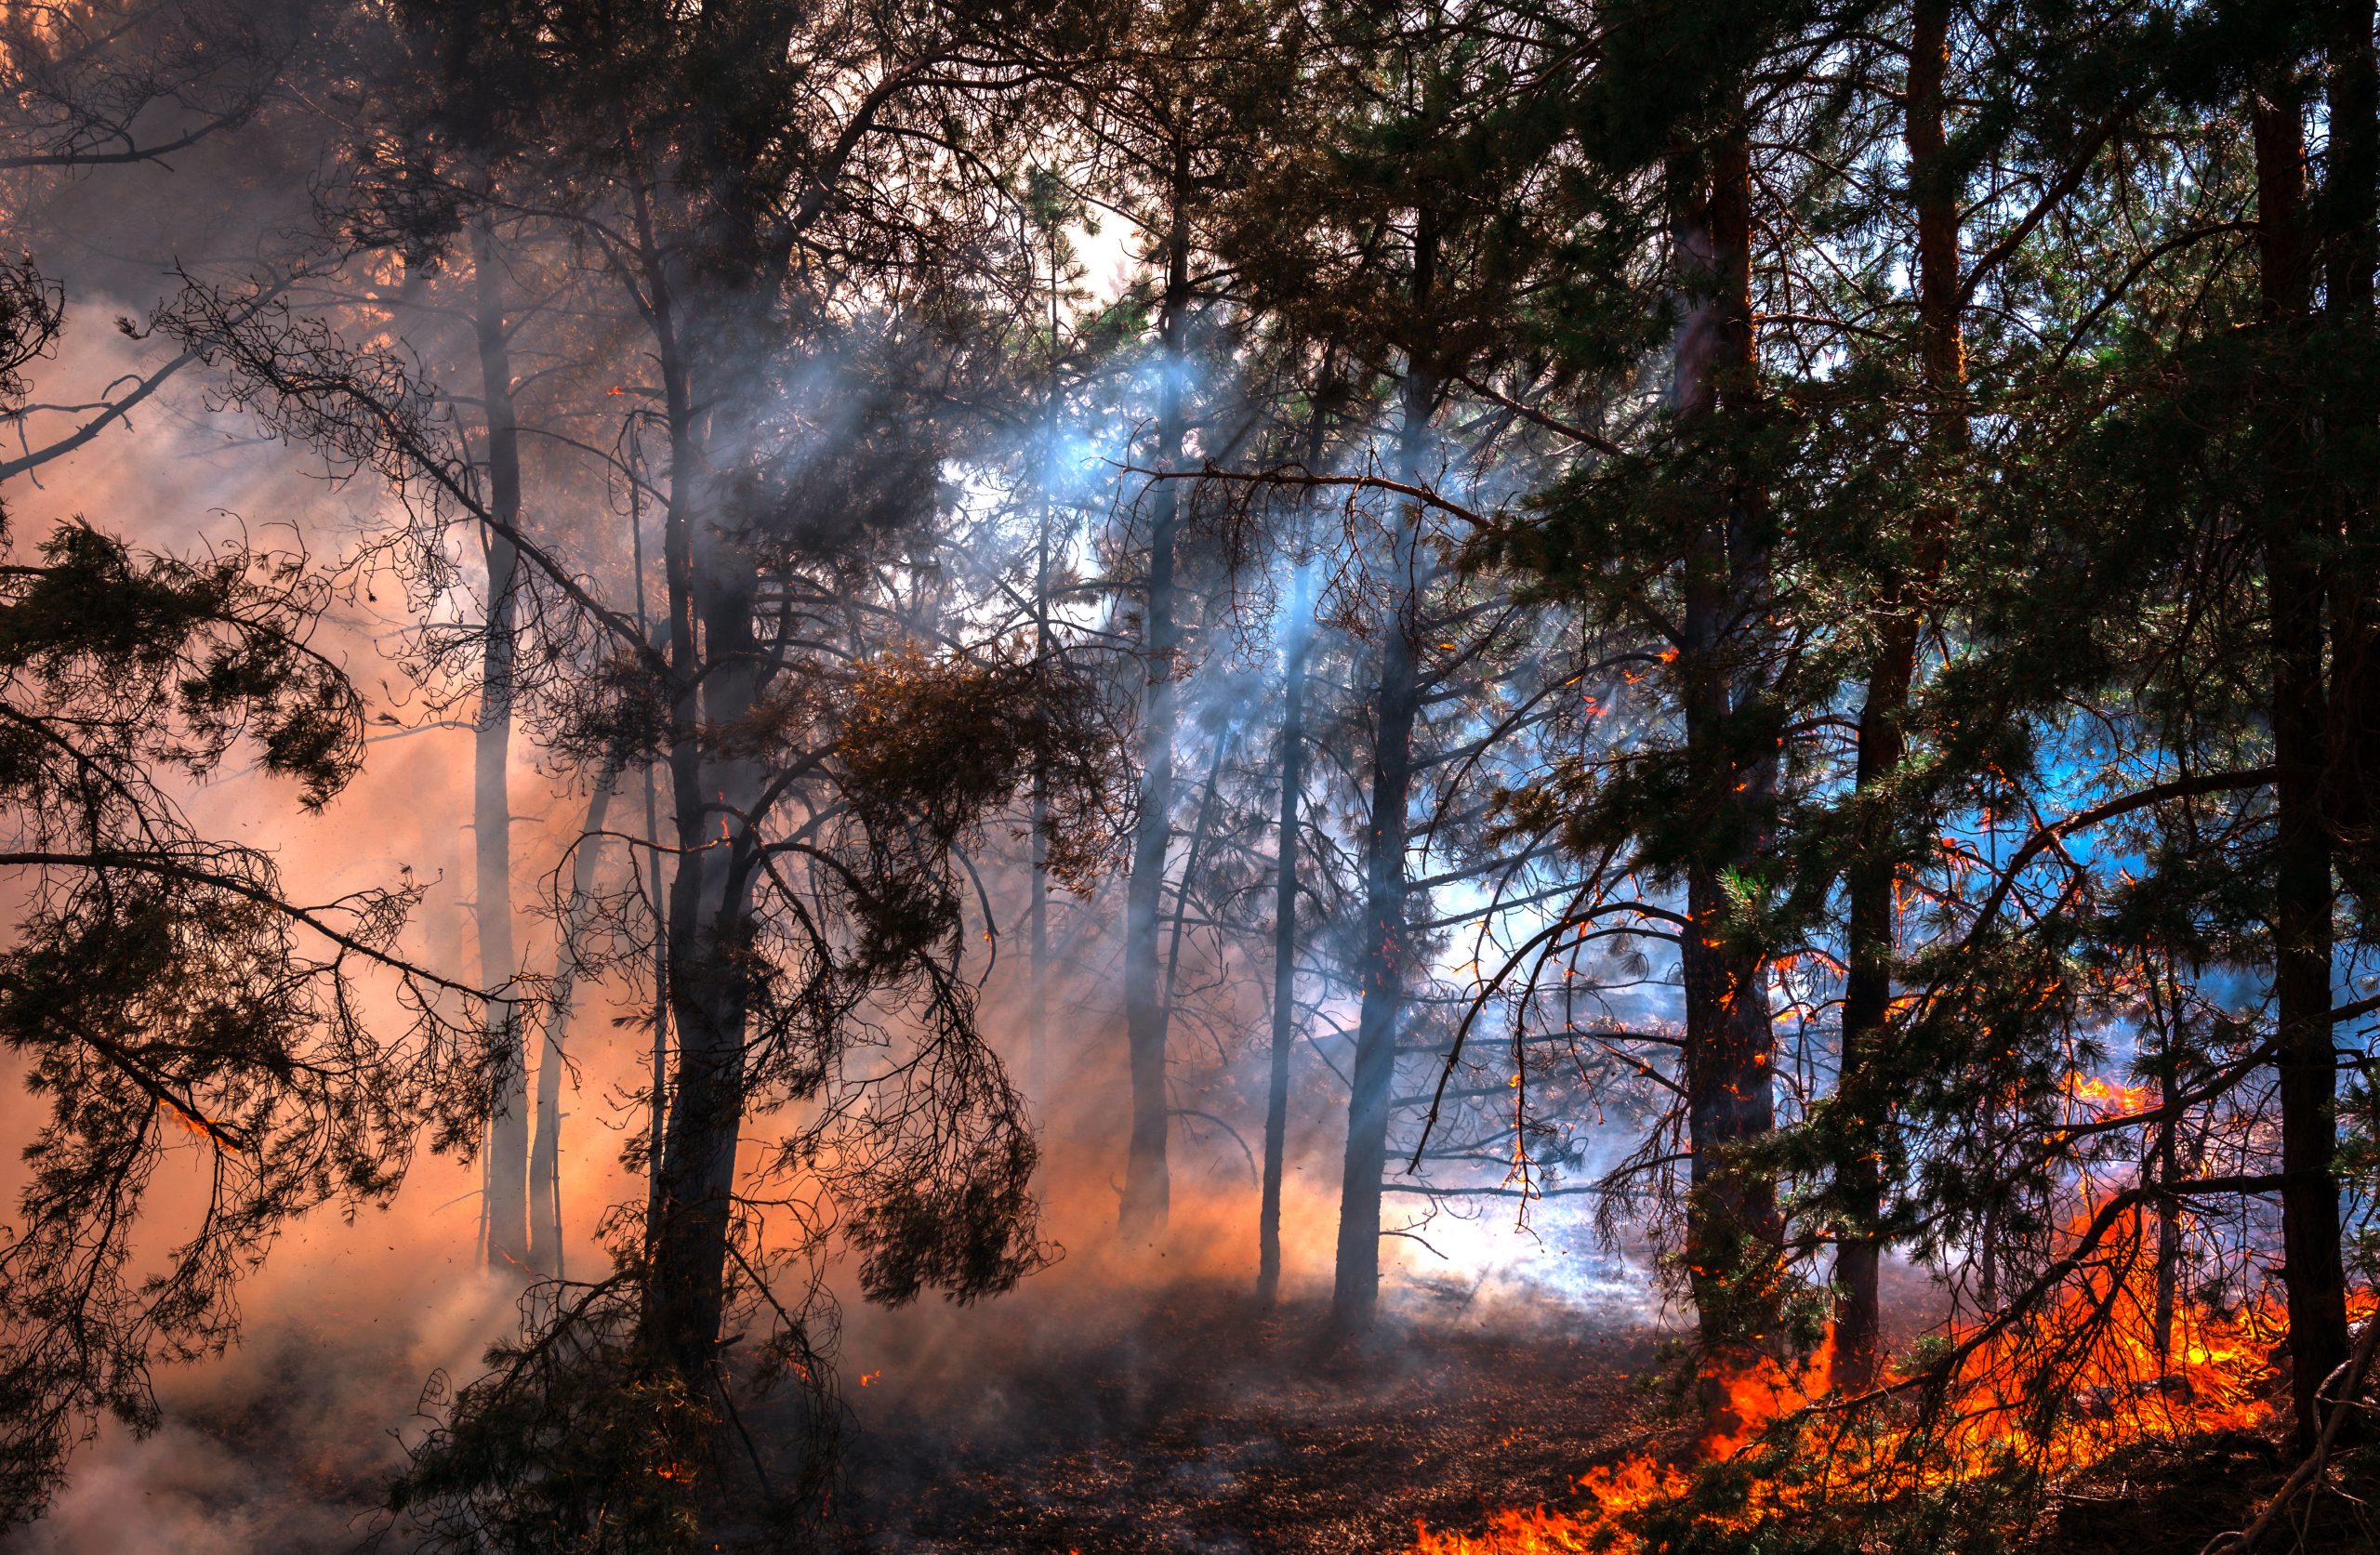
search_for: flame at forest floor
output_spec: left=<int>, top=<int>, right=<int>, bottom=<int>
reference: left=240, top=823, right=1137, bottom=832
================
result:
left=1409, top=1214, right=2369, bottom=1555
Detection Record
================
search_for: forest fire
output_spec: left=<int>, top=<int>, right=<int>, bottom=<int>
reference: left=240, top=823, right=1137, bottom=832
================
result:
left=1414, top=1214, right=2337, bottom=1555
left=3, top=2, right=2380, bottom=1554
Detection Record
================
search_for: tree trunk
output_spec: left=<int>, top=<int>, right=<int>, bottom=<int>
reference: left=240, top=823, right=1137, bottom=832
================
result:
left=1257, top=581, right=1311, bottom=1307
left=1161, top=726, right=1232, bottom=1012
left=644, top=755, right=671, bottom=1247
left=1118, top=132, right=1195, bottom=1242
left=2327, top=3, right=2380, bottom=897
left=2254, top=77, right=2351, bottom=1453
left=634, top=174, right=766, bottom=1379
left=2325, top=0, right=2378, bottom=335
left=1836, top=0, right=1964, bottom=1391
left=1027, top=792, right=1050, bottom=1107
left=1327, top=504, right=1421, bottom=1339
left=2152, top=1035, right=2180, bottom=1366
left=470, top=217, right=528, bottom=1276
left=1258, top=364, right=1342, bottom=1308
left=648, top=533, right=760, bottom=1381
left=629, top=446, right=673, bottom=1252
left=1669, top=126, right=1783, bottom=1401
left=1028, top=237, right=1060, bottom=1102
left=1329, top=216, right=1438, bottom=1339
left=528, top=761, right=621, bottom=1279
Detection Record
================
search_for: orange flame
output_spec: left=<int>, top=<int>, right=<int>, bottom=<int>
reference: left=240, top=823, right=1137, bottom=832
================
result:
left=2065, top=1074, right=2153, bottom=1115
left=153, top=1097, right=247, bottom=1153
left=1414, top=1196, right=2349, bottom=1553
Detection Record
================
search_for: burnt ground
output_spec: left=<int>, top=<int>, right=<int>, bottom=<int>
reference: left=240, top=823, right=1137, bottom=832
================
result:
left=839, top=1287, right=1673, bottom=1554
left=2036, top=1430, right=2374, bottom=1555
left=838, top=1285, right=2378, bottom=1555
left=13, top=1269, right=2357, bottom=1554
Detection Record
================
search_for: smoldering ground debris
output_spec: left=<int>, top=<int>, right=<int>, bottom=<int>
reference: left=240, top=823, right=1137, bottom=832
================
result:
left=838, top=1287, right=1664, bottom=1554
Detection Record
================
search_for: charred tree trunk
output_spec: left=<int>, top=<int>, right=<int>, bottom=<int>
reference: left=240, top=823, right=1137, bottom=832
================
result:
left=2254, top=76, right=2352, bottom=1452
left=637, top=168, right=767, bottom=1379
left=1669, top=127, right=1783, bottom=1396
left=1327, top=494, right=1421, bottom=1338
left=2152, top=1029, right=2180, bottom=1365
left=649, top=565, right=760, bottom=1377
left=1329, top=216, right=1438, bottom=1339
left=651, top=589, right=759, bottom=1378
left=1257, top=577, right=1312, bottom=1307
left=471, top=217, right=528, bottom=1276
left=528, top=761, right=621, bottom=1280
left=1119, top=131, right=1195, bottom=1242
left=1836, top=0, right=1964, bottom=1390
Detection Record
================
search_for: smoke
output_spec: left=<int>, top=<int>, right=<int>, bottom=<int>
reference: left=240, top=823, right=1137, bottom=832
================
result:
left=0, top=46, right=1691, bottom=1555
left=6, top=1258, right=511, bottom=1555
left=0, top=197, right=652, bottom=1548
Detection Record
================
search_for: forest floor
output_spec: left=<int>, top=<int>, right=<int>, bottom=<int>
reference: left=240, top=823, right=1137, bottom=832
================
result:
left=3, top=1264, right=2349, bottom=1553
left=840, top=1285, right=1672, bottom=1554
left=838, top=1284, right=2371, bottom=1555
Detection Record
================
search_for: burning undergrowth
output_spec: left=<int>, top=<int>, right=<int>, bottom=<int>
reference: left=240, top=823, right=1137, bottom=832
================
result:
left=820, top=1220, right=2358, bottom=1555
left=1408, top=1203, right=2379, bottom=1555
